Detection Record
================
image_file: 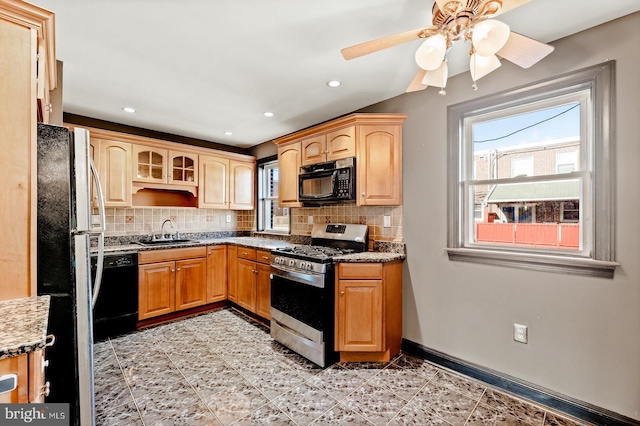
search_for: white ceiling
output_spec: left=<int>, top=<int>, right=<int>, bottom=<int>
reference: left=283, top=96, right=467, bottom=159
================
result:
left=36, top=0, right=640, bottom=148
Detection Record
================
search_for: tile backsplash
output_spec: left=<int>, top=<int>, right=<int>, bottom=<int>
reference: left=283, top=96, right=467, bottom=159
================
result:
left=290, top=205, right=403, bottom=242
left=101, top=208, right=255, bottom=237
left=102, top=205, right=403, bottom=242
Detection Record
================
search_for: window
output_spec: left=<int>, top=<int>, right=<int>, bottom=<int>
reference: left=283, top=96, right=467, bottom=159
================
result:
left=257, top=158, right=290, bottom=233
left=511, top=156, right=533, bottom=177
left=447, top=61, right=617, bottom=277
left=557, top=150, right=578, bottom=173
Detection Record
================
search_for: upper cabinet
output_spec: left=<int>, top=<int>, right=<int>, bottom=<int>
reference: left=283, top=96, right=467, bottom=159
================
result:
left=274, top=114, right=407, bottom=207
left=132, top=146, right=198, bottom=187
left=74, top=127, right=255, bottom=209
left=198, top=156, right=255, bottom=210
left=277, top=142, right=302, bottom=208
left=301, top=127, right=356, bottom=166
left=97, top=139, right=133, bottom=208
left=0, top=0, right=56, bottom=300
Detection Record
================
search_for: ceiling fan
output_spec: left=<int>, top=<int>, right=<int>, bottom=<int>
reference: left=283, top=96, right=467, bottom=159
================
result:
left=341, top=0, right=554, bottom=95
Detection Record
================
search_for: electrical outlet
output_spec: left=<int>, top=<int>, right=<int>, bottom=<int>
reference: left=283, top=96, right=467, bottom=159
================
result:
left=383, top=215, right=391, bottom=228
left=225, top=214, right=231, bottom=223
left=513, top=323, right=528, bottom=344
left=308, top=216, right=314, bottom=224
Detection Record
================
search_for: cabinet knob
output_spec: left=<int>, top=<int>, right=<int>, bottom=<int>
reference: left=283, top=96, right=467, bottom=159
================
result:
left=361, top=192, right=365, bottom=197
left=340, top=291, right=345, bottom=296
left=40, top=381, right=51, bottom=397
left=45, top=334, right=55, bottom=347
left=176, top=268, right=181, bottom=272
left=208, top=251, right=212, bottom=255
left=171, top=269, right=175, bottom=273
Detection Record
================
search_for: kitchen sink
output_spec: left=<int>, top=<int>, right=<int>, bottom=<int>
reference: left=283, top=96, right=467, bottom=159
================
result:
left=136, top=239, right=199, bottom=246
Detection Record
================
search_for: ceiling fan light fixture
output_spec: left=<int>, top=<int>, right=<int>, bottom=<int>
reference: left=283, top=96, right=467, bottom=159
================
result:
left=470, top=52, right=501, bottom=81
left=415, top=34, right=447, bottom=71
left=471, top=19, right=510, bottom=56
left=421, top=60, right=448, bottom=88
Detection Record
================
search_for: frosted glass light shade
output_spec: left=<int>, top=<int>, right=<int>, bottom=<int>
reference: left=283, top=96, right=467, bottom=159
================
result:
left=421, top=60, right=448, bottom=87
left=470, top=53, right=501, bottom=80
left=472, top=19, right=510, bottom=56
left=415, top=34, right=447, bottom=71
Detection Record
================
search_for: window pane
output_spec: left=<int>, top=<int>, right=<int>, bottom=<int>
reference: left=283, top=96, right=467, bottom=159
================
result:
left=470, top=180, right=580, bottom=251
left=472, top=103, right=581, bottom=179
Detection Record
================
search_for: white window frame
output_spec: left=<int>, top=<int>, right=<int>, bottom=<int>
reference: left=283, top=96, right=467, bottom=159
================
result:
left=446, top=61, right=618, bottom=278
left=257, top=159, right=290, bottom=234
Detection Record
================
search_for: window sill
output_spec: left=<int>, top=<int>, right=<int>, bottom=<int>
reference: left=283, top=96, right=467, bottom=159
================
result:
left=445, top=247, right=619, bottom=279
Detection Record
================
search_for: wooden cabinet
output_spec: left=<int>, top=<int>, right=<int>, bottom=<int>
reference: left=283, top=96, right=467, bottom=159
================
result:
left=132, top=146, right=198, bottom=187
left=335, top=261, right=402, bottom=362
left=138, top=261, right=175, bottom=319
left=0, top=0, right=56, bottom=300
left=301, top=126, right=356, bottom=165
left=255, top=262, right=272, bottom=320
left=357, top=125, right=402, bottom=206
left=199, top=156, right=255, bottom=210
left=230, top=247, right=272, bottom=320
left=206, top=245, right=228, bottom=303
left=175, top=257, right=207, bottom=311
left=97, top=139, right=133, bottom=207
left=138, top=247, right=207, bottom=320
left=277, top=142, right=302, bottom=207
left=0, top=350, right=47, bottom=403
left=227, top=245, right=238, bottom=302
left=274, top=114, right=406, bottom=207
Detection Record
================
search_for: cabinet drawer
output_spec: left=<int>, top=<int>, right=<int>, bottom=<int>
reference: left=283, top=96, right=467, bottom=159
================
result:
left=256, top=250, right=272, bottom=264
left=237, top=247, right=256, bottom=261
left=338, top=262, right=382, bottom=279
left=139, top=246, right=207, bottom=264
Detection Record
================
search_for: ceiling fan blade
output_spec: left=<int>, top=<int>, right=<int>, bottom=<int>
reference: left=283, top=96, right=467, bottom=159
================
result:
left=479, top=0, right=532, bottom=17
left=497, top=32, right=554, bottom=68
left=406, top=69, right=429, bottom=92
left=341, top=26, right=432, bottom=60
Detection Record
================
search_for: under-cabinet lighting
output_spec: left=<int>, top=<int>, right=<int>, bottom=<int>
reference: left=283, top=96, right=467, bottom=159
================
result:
left=326, top=80, right=342, bottom=88
left=122, top=107, right=136, bottom=113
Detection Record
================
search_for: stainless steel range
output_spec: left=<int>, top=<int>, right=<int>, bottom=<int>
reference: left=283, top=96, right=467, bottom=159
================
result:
left=270, top=223, right=368, bottom=367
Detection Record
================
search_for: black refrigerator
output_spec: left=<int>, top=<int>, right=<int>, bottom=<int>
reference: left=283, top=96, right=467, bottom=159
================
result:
left=36, top=123, right=106, bottom=426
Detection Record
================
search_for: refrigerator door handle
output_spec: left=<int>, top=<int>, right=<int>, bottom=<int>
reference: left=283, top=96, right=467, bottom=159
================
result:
left=89, top=159, right=106, bottom=308
left=89, top=159, right=106, bottom=233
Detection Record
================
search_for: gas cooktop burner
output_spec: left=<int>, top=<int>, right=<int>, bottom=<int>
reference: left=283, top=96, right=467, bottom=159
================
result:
left=277, top=245, right=355, bottom=260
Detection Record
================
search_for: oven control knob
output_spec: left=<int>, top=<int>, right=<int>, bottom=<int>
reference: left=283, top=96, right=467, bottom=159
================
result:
left=299, top=261, right=306, bottom=269
left=289, top=259, right=295, bottom=267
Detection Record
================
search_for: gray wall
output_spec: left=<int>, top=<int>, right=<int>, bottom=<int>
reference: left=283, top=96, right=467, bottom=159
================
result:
left=360, top=12, right=640, bottom=420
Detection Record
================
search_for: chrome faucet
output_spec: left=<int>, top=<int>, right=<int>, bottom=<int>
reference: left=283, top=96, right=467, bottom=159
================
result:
left=160, top=219, right=175, bottom=240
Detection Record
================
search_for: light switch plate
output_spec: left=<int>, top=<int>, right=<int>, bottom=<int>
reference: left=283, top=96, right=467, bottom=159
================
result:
left=308, top=216, right=314, bottom=224
left=383, top=216, right=391, bottom=228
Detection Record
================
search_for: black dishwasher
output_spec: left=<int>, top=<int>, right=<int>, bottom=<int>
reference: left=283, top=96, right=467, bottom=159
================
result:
left=91, top=252, right=138, bottom=341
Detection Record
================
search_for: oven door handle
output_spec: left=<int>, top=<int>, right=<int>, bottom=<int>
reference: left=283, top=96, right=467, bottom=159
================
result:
left=270, top=264, right=325, bottom=289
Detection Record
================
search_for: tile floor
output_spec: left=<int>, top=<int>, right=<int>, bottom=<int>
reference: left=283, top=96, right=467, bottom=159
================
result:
left=94, top=308, right=589, bottom=426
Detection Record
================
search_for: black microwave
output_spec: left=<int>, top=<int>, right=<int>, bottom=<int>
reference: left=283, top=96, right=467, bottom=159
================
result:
left=298, top=157, right=355, bottom=205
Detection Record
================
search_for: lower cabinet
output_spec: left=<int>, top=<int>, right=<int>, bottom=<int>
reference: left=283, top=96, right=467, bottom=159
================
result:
left=232, top=247, right=272, bottom=320
left=138, top=247, right=207, bottom=320
left=206, top=245, right=228, bottom=303
left=335, top=261, right=402, bottom=362
left=0, top=350, right=47, bottom=403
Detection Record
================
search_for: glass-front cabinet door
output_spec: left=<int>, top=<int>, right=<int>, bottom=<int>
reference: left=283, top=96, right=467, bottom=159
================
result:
left=133, top=146, right=167, bottom=183
left=168, top=150, right=198, bottom=186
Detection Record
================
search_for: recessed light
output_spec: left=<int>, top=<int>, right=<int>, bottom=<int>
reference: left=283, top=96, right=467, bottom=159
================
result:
left=223, top=131, right=233, bottom=136
left=263, top=111, right=274, bottom=117
left=122, top=107, right=136, bottom=113
left=326, top=80, right=342, bottom=88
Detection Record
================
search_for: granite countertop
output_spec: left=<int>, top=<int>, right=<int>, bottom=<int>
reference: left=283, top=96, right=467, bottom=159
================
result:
left=0, top=295, right=51, bottom=360
left=101, top=236, right=405, bottom=262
